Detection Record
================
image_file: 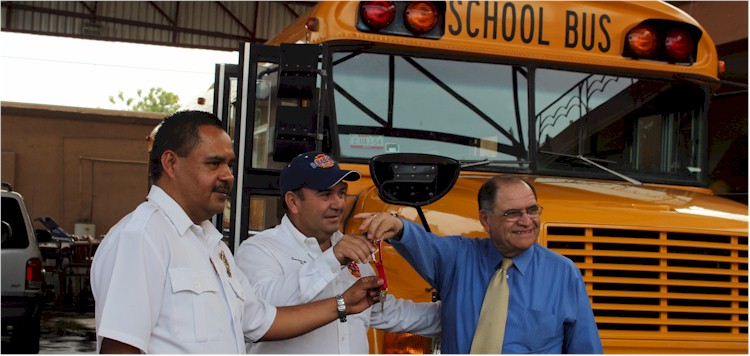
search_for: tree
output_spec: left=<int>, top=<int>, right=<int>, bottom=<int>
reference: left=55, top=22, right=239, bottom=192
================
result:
left=109, top=87, right=181, bottom=113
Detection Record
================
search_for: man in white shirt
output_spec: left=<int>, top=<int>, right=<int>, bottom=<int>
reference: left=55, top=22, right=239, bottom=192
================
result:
left=235, top=151, right=440, bottom=354
left=91, top=112, right=383, bottom=354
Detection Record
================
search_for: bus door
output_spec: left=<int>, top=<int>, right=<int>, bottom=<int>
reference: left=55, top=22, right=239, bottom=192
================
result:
left=211, top=63, right=237, bottom=238
left=220, top=42, right=325, bottom=252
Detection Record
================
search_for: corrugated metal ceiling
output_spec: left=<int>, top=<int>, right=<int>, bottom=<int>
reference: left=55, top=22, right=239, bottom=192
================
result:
left=1, top=1, right=318, bottom=51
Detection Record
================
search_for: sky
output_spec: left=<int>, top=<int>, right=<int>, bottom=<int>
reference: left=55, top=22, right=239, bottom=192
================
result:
left=1, top=32, right=239, bottom=110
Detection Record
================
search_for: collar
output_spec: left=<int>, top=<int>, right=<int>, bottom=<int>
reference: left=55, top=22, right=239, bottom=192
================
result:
left=280, top=214, right=342, bottom=254
left=480, top=238, right=536, bottom=276
left=147, top=186, right=222, bottom=245
left=509, top=243, right=535, bottom=276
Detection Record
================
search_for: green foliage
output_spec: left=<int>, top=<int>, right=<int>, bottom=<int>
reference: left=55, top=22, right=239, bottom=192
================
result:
left=109, top=87, right=181, bottom=113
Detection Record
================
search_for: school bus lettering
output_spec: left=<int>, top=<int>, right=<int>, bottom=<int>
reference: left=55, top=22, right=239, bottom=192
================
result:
left=448, top=1, right=549, bottom=45
left=565, top=10, right=612, bottom=52
left=449, top=1, right=619, bottom=52
left=461, top=0, right=477, bottom=37
left=519, top=4, right=548, bottom=45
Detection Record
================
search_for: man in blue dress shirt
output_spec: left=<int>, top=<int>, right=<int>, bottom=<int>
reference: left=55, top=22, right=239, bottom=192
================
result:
left=357, top=176, right=603, bottom=354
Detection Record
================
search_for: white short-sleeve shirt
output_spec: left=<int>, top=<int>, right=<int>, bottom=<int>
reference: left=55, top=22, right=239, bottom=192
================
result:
left=91, top=186, right=276, bottom=354
left=235, top=215, right=441, bottom=354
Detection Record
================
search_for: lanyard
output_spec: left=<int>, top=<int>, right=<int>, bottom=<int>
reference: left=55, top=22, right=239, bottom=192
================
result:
left=374, top=240, right=388, bottom=291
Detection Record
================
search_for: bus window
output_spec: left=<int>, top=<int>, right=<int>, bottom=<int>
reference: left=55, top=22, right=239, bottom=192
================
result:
left=536, top=68, right=705, bottom=185
left=635, top=111, right=700, bottom=176
left=332, top=51, right=529, bottom=166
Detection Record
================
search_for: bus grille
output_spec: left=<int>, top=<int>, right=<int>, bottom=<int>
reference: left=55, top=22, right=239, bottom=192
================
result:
left=545, top=226, right=748, bottom=336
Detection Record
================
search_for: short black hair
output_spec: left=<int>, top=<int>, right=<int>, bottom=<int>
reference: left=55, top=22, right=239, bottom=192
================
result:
left=149, top=110, right=224, bottom=181
left=477, top=176, right=537, bottom=211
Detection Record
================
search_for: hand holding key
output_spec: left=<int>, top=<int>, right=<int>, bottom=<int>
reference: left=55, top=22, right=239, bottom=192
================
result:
left=356, top=212, right=401, bottom=312
left=333, top=233, right=377, bottom=265
left=341, top=275, right=385, bottom=314
left=355, top=212, right=404, bottom=243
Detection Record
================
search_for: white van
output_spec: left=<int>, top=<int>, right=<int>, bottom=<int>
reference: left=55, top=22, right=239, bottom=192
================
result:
left=2, top=184, right=45, bottom=353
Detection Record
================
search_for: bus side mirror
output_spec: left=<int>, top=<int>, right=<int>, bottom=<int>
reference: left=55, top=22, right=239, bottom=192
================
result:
left=273, top=43, right=322, bottom=162
left=369, top=153, right=461, bottom=207
left=277, top=43, right=319, bottom=99
left=273, top=106, right=317, bottom=162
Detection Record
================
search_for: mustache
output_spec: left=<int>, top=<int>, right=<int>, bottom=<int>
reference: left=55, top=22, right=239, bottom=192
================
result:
left=212, top=182, right=231, bottom=194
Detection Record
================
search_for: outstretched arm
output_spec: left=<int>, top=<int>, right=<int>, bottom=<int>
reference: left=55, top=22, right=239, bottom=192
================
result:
left=260, top=276, right=383, bottom=341
left=236, top=232, right=375, bottom=306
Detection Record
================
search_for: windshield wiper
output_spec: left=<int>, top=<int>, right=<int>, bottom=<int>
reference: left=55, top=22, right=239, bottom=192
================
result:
left=460, top=159, right=530, bottom=169
left=540, top=150, right=642, bottom=185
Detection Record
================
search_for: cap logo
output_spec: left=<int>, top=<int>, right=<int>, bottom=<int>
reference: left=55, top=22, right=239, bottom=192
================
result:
left=310, top=154, right=335, bottom=169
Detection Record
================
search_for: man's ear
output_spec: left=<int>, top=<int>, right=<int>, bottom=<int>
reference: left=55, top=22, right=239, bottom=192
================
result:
left=479, top=209, right=491, bottom=233
left=284, top=191, right=300, bottom=215
left=160, top=150, right=179, bottom=180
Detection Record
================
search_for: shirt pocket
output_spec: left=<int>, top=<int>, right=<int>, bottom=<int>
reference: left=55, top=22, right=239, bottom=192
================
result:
left=169, top=268, right=223, bottom=342
left=514, top=308, right=564, bottom=353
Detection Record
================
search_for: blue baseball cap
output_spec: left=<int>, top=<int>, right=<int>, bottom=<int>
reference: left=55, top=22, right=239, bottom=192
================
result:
left=280, top=151, right=361, bottom=196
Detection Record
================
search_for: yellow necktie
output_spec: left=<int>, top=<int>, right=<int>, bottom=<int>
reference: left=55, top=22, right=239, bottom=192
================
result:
left=470, top=258, right=514, bottom=354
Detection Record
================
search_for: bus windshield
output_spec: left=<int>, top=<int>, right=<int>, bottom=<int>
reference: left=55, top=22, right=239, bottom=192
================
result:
left=331, top=50, right=706, bottom=186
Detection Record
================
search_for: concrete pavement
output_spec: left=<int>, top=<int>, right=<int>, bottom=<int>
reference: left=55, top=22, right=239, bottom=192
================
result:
left=39, top=310, right=95, bottom=354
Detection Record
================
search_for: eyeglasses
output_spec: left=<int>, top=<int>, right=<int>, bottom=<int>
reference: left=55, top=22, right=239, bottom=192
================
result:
left=489, top=205, right=543, bottom=222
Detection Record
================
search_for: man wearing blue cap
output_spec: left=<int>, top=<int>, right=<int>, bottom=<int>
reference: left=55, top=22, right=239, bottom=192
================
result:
left=235, top=151, right=440, bottom=354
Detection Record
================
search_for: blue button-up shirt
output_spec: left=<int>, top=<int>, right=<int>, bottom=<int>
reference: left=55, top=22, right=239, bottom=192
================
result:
left=391, top=220, right=603, bottom=354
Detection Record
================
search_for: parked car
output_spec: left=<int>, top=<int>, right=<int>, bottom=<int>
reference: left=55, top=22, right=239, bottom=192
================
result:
left=2, top=183, right=45, bottom=353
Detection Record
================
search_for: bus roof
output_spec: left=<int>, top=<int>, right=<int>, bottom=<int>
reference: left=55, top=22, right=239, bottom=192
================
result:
left=267, top=1, right=719, bottom=82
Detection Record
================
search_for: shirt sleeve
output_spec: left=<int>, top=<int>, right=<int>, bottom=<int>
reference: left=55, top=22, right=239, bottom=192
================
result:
left=235, top=237, right=341, bottom=305
left=370, top=296, right=442, bottom=337
left=564, top=268, right=604, bottom=354
left=237, top=271, right=278, bottom=343
left=390, top=219, right=460, bottom=292
left=93, top=225, right=167, bottom=353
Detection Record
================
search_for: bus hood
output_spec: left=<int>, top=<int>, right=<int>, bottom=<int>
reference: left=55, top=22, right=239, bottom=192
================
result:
left=355, top=174, right=748, bottom=237
left=529, top=176, right=747, bottom=233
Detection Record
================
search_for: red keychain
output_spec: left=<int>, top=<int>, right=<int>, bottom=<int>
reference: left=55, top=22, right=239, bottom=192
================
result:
left=373, top=240, right=388, bottom=311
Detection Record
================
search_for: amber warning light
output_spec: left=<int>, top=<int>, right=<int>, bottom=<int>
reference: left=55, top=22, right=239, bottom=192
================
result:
left=404, top=1, right=439, bottom=34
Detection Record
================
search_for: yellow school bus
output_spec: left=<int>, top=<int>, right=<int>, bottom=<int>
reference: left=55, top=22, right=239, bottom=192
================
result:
left=214, top=1, right=748, bottom=353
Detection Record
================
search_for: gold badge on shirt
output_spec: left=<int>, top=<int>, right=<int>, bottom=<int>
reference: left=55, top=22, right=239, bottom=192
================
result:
left=219, top=250, right=232, bottom=278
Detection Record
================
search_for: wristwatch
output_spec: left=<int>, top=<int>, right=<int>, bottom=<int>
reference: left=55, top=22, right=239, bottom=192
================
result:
left=335, top=294, right=347, bottom=322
